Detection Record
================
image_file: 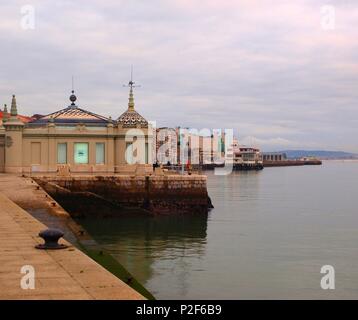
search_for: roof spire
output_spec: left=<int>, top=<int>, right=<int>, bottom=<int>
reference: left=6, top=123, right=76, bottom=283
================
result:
left=2, top=104, right=9, bottom=123
left=10, top=94, right=18, bottom=117
left=124, top=65, right=140, bottom=111
left=128, top=85, right=135, bottom=111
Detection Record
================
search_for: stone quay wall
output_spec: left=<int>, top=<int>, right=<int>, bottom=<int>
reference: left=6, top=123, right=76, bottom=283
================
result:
left=34, top=174, right=211, bottom=216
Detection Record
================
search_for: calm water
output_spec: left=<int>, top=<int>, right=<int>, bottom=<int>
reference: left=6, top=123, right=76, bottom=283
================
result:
left=79, top=161, right=358, bottom=299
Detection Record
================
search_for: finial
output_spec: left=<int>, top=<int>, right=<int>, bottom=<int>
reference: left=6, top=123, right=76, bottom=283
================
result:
left=2, top=104, right=9, bottom=123
left=69, top=89, right=77, bottom=106
left=69, top=76, right=77, bottom=107
left=10, top=94, right=18, bottom=117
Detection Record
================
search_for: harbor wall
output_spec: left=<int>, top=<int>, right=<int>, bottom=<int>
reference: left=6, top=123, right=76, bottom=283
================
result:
left=263, top=159, right=322, bottom=167
left=33, top=174, right=211, bottom=216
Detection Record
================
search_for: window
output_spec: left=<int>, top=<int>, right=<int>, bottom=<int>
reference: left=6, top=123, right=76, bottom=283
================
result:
left=74, top=143, right=89, bottom=164
left=96, top=143, right=105, bottom=164
left=57, top=143, right=67, bottom=164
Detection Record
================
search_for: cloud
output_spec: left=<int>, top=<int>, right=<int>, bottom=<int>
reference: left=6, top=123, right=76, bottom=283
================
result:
left=0, top=0, right=358, bottom=152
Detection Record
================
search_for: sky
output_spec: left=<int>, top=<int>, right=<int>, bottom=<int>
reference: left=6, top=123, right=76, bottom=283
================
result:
left=0, top=0, right=358, bottom=152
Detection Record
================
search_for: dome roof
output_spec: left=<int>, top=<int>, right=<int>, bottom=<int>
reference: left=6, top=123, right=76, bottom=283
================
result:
left=117, top=109, right=148, bottom=127
left=117, top=79, right=148, bottom=127
left=29, top=106, right=112, bottom=126
left=28, top=91, right=112, bottom=126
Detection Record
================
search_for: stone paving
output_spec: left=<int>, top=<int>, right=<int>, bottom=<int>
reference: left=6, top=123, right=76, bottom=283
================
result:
left=0, top=187, right=144, bottom=300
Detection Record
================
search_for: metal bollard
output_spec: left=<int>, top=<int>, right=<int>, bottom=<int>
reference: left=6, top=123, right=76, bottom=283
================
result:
left=35, top=228, right=68, bottom=250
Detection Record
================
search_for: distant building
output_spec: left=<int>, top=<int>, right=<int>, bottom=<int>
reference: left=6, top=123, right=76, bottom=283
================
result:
left=153, top=128, right=265, bottom=170
left=262, top=152, right=287, bottom=162
left=152, top=127, right=226, bottom=166
left=231, top=146, right=263, bottom=168
left=155, top=127, right=178, bottom=165
left=153, top=129, right=263, bottom=170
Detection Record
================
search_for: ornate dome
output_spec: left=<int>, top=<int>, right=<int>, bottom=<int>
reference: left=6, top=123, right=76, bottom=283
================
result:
left=117, top=109, right=148, bottom=127
left=117, top=81, right=148, bottom=127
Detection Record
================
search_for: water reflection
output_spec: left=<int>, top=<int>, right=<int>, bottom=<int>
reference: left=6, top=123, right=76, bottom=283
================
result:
left=76, top=162, right=358, bottom=299
left=78, top=213, right=208, bottom=295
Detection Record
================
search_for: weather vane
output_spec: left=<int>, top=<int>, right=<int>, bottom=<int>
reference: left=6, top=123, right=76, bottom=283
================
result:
left=123, top=65, right=141, bottom=90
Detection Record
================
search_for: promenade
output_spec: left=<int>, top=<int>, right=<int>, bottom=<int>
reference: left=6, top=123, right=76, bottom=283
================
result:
left=0, top=179, right=144, bottom=300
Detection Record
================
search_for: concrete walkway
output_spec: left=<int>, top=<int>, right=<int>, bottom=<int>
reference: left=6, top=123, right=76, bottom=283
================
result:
left=0, top=174, right=70, bottom=218
left=0, top=191, right=144, bottom=300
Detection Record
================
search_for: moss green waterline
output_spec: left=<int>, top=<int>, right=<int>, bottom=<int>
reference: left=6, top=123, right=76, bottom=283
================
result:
left=76, top=240, right=155, bottom=300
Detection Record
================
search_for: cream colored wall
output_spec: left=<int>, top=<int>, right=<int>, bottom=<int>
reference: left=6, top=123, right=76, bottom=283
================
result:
left=22, top=136, right=115, bottom=174
left=22, top=137, right=48, bottom=173
left=3, top=123, right=153, bottom=174
left=5, top=129, right=23, bottom=173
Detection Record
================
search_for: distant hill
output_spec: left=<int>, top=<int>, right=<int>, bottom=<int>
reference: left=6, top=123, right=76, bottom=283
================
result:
left=276, top=150, right=358, bottom=160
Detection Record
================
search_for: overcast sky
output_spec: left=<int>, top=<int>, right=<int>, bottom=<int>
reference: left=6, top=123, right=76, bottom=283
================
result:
left=1, top=0, right=358, bottom=152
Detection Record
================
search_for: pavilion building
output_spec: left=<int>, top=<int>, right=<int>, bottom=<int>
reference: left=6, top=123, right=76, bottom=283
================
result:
left=0, top=82, right=153, bottom=174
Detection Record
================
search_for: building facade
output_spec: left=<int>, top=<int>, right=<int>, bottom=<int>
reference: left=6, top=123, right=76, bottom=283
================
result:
left=0, top=83, right=153, bottom=174
left=226, top=138, right=263, bottom=168
left=262, top=152, right=287, bottom=162
left=154, top=127, right=178, bottom=165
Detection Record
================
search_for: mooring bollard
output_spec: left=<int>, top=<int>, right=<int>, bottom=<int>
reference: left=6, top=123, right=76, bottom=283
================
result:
left=35, top=228, right=68, bottom=250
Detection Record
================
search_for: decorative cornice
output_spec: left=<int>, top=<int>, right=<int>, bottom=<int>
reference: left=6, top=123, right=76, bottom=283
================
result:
left=22, top=133, right=152, bottom=139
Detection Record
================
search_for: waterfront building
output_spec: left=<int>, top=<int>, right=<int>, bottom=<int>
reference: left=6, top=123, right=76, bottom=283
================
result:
left=153, top=127, right=230, bottom=168
left=177, top=128, right=201, bottom=165
left=262, top=152, right=287, bottom=162
left=199, top=135, right=217, bottom=165
left=154, top=127, right=204, bottom=166
left=234, top=146, right=263, bottom=165
left=146, top=124, right=264, bottom=170
left=155, top=127, right=178, bottom=165
left=226, top=138, right=263, bottom=169
left=0, top=82, right=153, bottom=174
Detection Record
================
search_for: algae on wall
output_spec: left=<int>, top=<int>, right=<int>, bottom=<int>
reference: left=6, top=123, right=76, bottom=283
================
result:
left=78, top=243, right=155, bottom=300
